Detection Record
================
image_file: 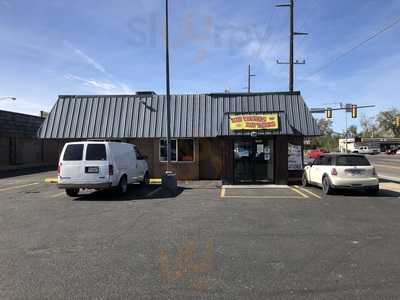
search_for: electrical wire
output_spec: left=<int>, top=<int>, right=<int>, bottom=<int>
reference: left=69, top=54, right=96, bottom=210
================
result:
left=305, top=14, right=400, bottom=79
left=254, top=7, right=277, bottom=60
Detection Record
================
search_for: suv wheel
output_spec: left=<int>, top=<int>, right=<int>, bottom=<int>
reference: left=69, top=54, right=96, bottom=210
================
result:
left=302, top=172, right=310, bottom=187
left=117, top=176, right=128, bottom=195
left=66, top=188, right=79, bottom=197
left=322, top=176, right=333, bottom=195
left=369, top=186, right=379, bottom=195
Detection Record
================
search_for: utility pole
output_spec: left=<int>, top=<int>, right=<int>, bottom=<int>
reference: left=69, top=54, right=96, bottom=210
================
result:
left=165, top=0, right=171, bottom=168
left=276, top=0, right=308, bottom=92
left=246, top=64, right=256, bottom=93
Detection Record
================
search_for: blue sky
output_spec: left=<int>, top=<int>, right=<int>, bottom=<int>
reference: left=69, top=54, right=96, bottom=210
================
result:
left=0, top=0, right=399, bottom=133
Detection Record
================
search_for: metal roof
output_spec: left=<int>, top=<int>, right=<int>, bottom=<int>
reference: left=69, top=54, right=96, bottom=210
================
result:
left=38, top=92, right=320, bottom=139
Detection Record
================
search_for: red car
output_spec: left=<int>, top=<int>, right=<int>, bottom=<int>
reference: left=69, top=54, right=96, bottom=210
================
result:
left=306, top=149, right=325, bottom=159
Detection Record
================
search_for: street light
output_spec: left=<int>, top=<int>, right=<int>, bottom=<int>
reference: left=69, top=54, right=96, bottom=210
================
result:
left=0, top=97, right=16, bottom=101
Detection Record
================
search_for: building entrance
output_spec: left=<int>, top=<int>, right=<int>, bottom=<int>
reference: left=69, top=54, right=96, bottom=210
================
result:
left=233, top=139, right=274, bottom=184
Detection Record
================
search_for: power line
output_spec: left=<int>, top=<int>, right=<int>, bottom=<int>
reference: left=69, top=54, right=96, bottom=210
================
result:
left=305, top=14, right=400, bottom=79
left=295, top=0, right=321, bottom=50
left=254, top=6, right=277, bottom=60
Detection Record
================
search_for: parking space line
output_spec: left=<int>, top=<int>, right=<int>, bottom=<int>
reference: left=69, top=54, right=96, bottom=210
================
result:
left=291, top=187, right=309, bottom=199
left=374, top=164, right=400, bottom=170
left=0, top=182, right=40, bottom=192
left=220, top=188, right=226, bottom=199
left=146, top=186, right=163, bottom=198
left=48, top=191, right=66, bottom=198
left=222, top=195, right=305, bottom=199
left=294, top=185, right=322, bottom=199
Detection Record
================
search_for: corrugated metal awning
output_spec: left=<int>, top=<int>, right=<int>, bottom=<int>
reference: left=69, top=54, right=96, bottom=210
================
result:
left=38, top=92, right=320, bottom=139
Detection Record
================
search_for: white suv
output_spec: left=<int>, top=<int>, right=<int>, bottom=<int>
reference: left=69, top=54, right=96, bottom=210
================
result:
left=58, top=141, right=149, bottom=197
left=302, top=154, right=379, bottom=195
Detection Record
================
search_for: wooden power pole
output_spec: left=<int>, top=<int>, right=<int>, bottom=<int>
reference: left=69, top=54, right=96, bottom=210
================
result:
left=276, top=0, right=308, bottom=92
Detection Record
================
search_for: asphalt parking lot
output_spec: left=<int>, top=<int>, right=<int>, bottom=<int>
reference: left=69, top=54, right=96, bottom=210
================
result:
left=2, top=172, right=400, bottom=299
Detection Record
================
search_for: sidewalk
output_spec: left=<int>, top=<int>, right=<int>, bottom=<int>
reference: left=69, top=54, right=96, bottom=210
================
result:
left=379, top=175, right=400, bottom=184
left=0, top=163, right=56, bottom=178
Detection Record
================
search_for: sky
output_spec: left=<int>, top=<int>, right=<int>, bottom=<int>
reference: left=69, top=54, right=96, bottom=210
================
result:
left=0, top=0, right=399, bottom=133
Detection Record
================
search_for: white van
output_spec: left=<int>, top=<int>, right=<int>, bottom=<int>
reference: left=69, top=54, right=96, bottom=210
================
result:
left=58, top=141, right=149, bottom=197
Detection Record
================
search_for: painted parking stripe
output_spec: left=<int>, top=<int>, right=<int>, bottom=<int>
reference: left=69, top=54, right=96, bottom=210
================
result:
left=222, top=195, right=305, bottom=199
left=294, top=185, right=322, bottom=199
left=220, top=188, right=226, bottom=199
left=146, top=186, right=163, bottom=198
left=291, top=188, right=309, bottom=199
left=374, top=164, right=400, bottom=170
left=0, top=182, right=40, bottom=192
left=48, top=191, right=66, bottom=198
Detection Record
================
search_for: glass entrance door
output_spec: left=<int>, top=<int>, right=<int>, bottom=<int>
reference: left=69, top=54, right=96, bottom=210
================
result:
left=233, top=140, right=253, bottom=183
left=233, top=139, right=274, bottom=184
left=254, top=140, right=274, bottom=183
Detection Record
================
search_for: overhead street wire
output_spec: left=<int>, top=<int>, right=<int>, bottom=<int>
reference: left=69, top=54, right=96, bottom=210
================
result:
left=305, top=14, right=400, bottom=79
left=254, top=6, right=277, bottom=60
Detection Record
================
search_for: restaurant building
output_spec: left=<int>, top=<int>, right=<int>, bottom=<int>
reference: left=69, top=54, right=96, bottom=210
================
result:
left=38, top=91, right=320, bottom=184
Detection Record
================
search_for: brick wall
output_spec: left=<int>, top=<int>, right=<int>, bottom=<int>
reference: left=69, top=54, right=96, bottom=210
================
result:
left=0, top=110, right=63, bottom=168
left=0, top=110, right=43, bottom=138
left=128, top=138, right=200, bottom=180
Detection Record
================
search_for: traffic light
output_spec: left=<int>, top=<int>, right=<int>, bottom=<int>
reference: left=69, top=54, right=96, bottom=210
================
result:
left=351, top=105, right=358, bottom=119
left=326, top=107, right=333, bottom=119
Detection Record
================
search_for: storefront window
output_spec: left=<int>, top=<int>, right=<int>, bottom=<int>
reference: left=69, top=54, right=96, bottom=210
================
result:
left=160, top=139, right=177, bottom=161
left=159, top=139, right=194, bottom=162
left=178, top=139, right=194, bottom=161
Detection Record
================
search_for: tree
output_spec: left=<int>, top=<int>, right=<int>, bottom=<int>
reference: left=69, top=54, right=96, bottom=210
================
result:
left=360, top=115, right=377, bottom=138
left=346, top=125, right=358, bottom=137
left=317, top=118, right=333, bottom=136
left=309, top=118, right=338, bottom=151
left=376, top=109, right=400, bottom=137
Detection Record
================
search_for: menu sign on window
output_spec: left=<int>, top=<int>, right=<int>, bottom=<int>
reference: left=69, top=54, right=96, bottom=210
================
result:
left=230, top=114, right=279, bottom=131
left=288, top=144, right=303, bottom=170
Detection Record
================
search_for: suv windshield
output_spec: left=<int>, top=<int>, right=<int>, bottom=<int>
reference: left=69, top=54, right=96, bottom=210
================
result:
left=63, top=144, right=84, bottom=161
left=86, top=144, right=107, bottom=161
left=336, top=155, right=370, bottom=166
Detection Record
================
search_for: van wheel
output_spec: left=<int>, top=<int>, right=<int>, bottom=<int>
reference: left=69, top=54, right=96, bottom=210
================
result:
left=322, top=176, right=333, bottom=195
left=66, top=189, right=79, bottom=197
left=141, top=172, right=150, bottom=186
left=117, top=176, right=128, bottom=195
left=302, top=172, right=310, bottom=187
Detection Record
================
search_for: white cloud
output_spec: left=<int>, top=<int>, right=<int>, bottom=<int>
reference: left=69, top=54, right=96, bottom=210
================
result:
left=64, top=41, right=107, bottom=74
left=64, top=74, right=134, bottom=94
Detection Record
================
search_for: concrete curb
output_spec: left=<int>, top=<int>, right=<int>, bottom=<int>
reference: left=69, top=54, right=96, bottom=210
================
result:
left=379, top=175, right=400, bottom=184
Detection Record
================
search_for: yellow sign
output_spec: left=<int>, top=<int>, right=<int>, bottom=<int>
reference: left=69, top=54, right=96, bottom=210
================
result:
left=230, top=114, right=279, bottom=131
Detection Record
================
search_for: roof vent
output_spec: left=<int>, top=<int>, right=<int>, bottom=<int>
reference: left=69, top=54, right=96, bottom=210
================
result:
left=136, top=91, right=157, bottom=96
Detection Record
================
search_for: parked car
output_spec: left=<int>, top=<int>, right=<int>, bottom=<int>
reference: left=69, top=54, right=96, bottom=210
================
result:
left=386, top=147, right=399, bottom=155
left=302, top=153, right=379, bottom=195
left=306, top=149, right=326, bottom=159
left=58, top=141, right=149, bottom=197
left=352, top=146, right=380, bottom=155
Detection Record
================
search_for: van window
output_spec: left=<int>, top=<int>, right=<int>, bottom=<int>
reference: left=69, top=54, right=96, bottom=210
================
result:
left=336, top=155, right=370, bottom=166
left=86, top=144, right=107, bottom=161
left=63, top=144, right=84, bottom=161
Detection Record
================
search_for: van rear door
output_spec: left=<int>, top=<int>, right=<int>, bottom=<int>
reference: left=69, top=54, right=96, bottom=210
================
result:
left=82, top=143, right=109, bottom=182
left=60, top=144, right=85, bottom=181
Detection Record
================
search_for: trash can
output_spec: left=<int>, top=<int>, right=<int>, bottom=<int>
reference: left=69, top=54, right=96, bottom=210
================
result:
left=162, top=171, right=177, bottom=191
